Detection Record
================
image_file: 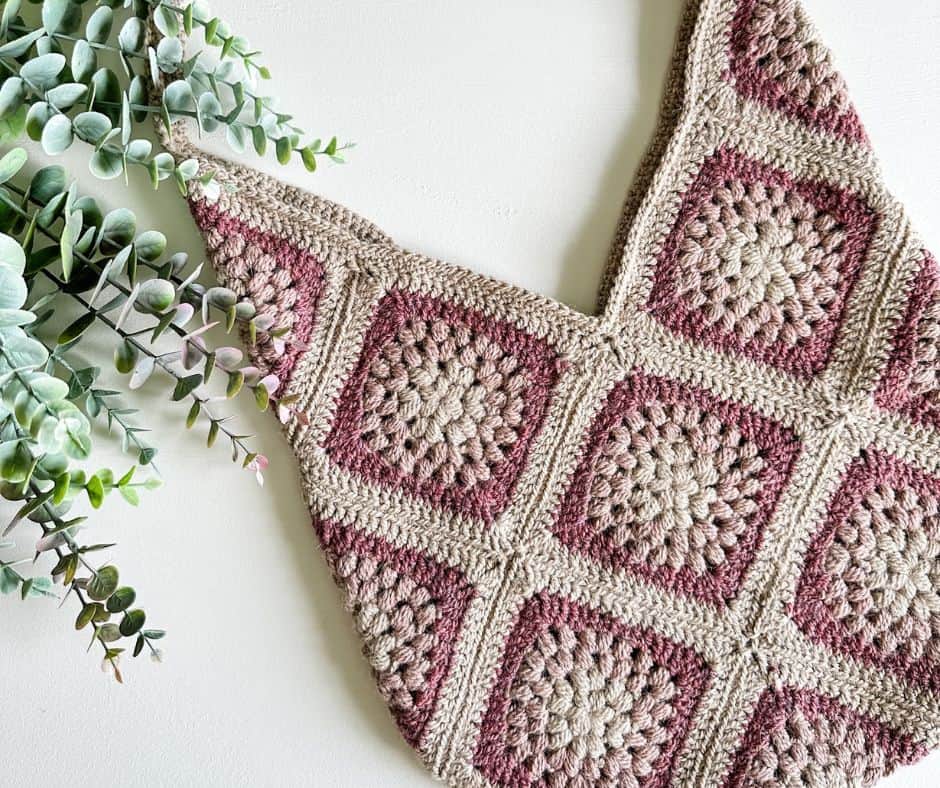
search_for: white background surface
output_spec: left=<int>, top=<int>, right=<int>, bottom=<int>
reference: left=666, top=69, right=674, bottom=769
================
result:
left=4, top=1, right=940, bottom=786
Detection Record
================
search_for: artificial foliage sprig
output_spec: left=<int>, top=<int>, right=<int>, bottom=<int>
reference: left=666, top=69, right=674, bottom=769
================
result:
left=0, top=145, right=300, bottom=677
left=0, top=0, right=349, bottom=191
left=0, top=171, right=162, bottom=679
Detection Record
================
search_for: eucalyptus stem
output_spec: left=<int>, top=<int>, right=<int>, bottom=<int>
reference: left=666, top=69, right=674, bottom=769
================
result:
left=0, top=186, right=263, bottom=405
left=39, top=267, right=255, bottom=460
left=49, top=351, right=158, bottom=471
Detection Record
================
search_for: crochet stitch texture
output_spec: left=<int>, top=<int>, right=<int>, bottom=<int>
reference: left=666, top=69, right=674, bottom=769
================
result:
left=158, top=0, right=940, bottom=784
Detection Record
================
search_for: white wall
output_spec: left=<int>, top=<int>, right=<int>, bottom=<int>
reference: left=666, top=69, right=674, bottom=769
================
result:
left=4, top=2, right=940, bottom=785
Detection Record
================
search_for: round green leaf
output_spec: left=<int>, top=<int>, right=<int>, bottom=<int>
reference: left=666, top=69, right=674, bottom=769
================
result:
left=20, top=53, right=66, bottom=92
left=0, top=148, right=26, bottom=184
left=0, top=264, right=26, bottom=309
left=0, top=103, right=27, bottom=145
left=134, top=230, right=166, bottom=262
left=156, top=36, right=183, bottom=73
left=128, top=74, right=149, bottom=123
left=89, top=147, right=124, bottom=180
left=152, top=152, right=175, bottom=181
left=197, top=91, right=222, bottom=133
left=0, top=77, right=24, bottom=120
left=114, top=339, right=138, bottom=374
left=106, top=586, right=136, bottom=613
left=40, top=114, right=73, bottom=155
left=125, top=138, right=152, bottom=164
left=70, top=39, right=96, bottom=84
left=29, top=375, right=68, bottom=402
left=2, top=332, right=46, bottom=367
left=135, top=279, right=175, bottom=312
left=89, top=68, right=121, bottom=123
left=100, top=208, right=136, bottom=249
left=97, top=623, right=122, bottom=643
left=25, top=101, right=54, bottom=141
left=72, top=111, right=111, bottom=144
left=0, top=440, right=33, bottom=483
left=85, top=6, right=113, bottom=45
left=118, top=17, right=146, bottom=53
left=153, top=4, right=179, bottom=37
left=30, top=166, right=67, bottom=204
left=42, top=0, right=82, bottom=35
left=0, top=234, right=25, bottom=275
left=119, top=608, right=145, bottom=636
left=162, top=80, right=194, bottom=114
left=87, top=566, right=119, bottom=602
left=46, top=82, right=87, bottom=111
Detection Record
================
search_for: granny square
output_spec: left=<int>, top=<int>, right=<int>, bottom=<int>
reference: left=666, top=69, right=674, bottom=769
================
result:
left=553, top=369, right=800, bottom=605
left=324, top=288, right=563, bottom=525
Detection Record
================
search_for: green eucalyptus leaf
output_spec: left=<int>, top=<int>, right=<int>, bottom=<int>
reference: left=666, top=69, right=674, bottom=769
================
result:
left=70, top=39, right=96, bottom=84
left=301, top=146, right=317, bottom=172
left=57, top=312, right=95, bottom=344
left=0, top=148, right=27, bottom=185
left=118, top=17, right=146, bottom=54
left=0, top=29, right=44, bottom=59
left=119, top=608, right=145, bottom=636
left=196, top=91, right=222, bottom=133
left=97, top=623, right=121, bottom=642
left=0, top=103, right=27, bottom=144
left=162, top=80, right=194, bottom=114
left=2, top=333, right=46, bottom=368
left=0, top=233, right=25, bottom=274
left=42, top=0, right=82, bottom=35
left=20, top=53, right=67, bottom=92
left=85, top=6, right=113, bottom=45
left=0, top=77, right=26, bottom=119
left=0, top=440, right=33, bottom=483
left=172, top=374, right=202, bottom=402
left=106, top=586, right=135, bottom=613
left=25, top=101, right=54, bottom=141
left=0, top=309, right=35, bottom=327
left=99, top=208, right=136, bottom=250
left=153, top=4, right=179, bottom=37
left=114, top=339, right=137, bottom=374
left=226, top=123, right=247, bottom=154
left=46, top=82, right=87, bottom=111
left=128, top=74, right=148, bottom=123
left=135, top=278, right=174, bottom=312
left=89, top=147, right=124, bottom=180
left=87, top=565, right=119, bottom=602
left=30, top=166, right=67, bottom=204
left=133, top=230, right=166, bottom=262
left=86, top=473, right=105, bottom=509
left=40, top=113, right=73, bottom=155
left=60, top=208, right=82, bottom=280
left=275, top=136, right=292, bottom=165
left=30, top=375, right=68, bottom=402
left=125, top=138, right=152, bottom=163
left=156, top=36, right=183, bottom=73
left=89, top=68, right=121, bottom=123
left=72, top=110, right=111, bottom=144
left=0, top=265, right=26, bottom=309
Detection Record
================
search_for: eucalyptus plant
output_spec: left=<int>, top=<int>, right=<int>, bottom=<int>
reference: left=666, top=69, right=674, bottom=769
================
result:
left=0, top=142, right=300, bottom=678
left=0, top=0, right=341, bottom=681
left=0, top=0, right=350, bottom=190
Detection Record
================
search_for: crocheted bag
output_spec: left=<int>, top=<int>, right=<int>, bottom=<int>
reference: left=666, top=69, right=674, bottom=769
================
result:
left=158, top=0, right=940, bottom=784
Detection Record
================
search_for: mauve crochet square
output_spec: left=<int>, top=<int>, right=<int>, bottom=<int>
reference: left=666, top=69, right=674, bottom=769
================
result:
left=157, top=0, right=940, bottom=784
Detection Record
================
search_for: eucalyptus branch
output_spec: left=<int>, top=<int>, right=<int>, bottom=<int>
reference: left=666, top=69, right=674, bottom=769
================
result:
left=0, top=0, right=351, bottom=183
left=39, top=265, right=258, bottom=463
